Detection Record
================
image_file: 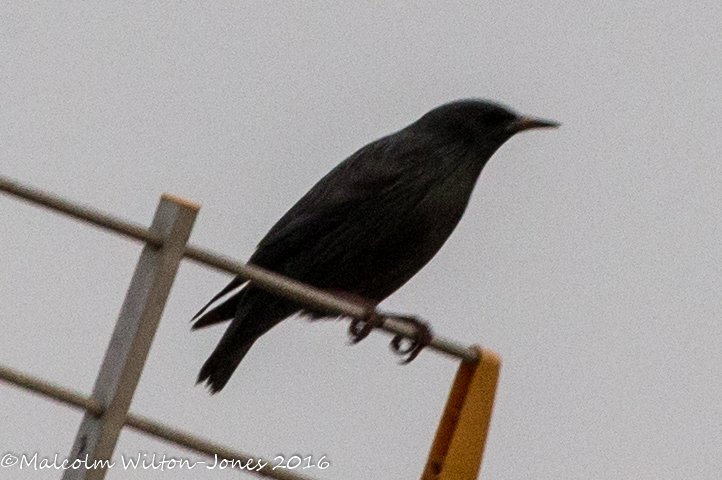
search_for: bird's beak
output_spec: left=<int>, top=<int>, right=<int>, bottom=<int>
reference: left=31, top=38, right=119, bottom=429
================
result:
left=512, top=116, right=560, bottom=133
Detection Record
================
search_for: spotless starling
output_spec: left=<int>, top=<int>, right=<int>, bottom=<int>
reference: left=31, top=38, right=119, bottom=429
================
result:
left=193, top=99, right=558, bottom=393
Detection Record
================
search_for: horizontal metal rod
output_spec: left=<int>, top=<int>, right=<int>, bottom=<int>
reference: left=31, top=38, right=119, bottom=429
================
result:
left=0, top=174, right=162, bottom=246
left=0, top=174, right=479, bottom=363
left=125, top=415, right=317, bottom=480
left=0, top=364, right=104, bottom=416
left=184, top=247, right=479, bottom=362
left=0, top=364, right=316, bottom=480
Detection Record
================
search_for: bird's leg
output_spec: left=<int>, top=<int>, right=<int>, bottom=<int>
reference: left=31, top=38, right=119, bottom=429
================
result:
left=348, top=308, right=385, bottom=345
left=325, top=290, right=432, bottom=362
left=385, top=314, right=433, bottom=363
left=323, top=290, right=383, bottom=344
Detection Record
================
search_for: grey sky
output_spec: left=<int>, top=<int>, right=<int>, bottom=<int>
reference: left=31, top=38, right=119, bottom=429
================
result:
left=2, top=2, right=722, bottom=479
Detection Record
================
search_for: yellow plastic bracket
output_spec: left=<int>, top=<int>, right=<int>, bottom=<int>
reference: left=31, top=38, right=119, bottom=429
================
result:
left=421, top=347, right=501, bottom=480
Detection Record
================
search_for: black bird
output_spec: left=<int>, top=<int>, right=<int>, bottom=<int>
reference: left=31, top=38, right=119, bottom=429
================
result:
left=193, top=99, right=558, bottom=393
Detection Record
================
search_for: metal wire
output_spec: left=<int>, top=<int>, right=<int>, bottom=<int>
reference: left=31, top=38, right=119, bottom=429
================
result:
left=1, top=173, right=480, bottom=363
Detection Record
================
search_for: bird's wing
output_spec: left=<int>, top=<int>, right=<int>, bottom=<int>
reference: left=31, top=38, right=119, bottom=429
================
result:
left=191, top=275, right=247, bottom=321
left=250, top=131, right=432, bottom=269
left=193, top=132, right=423, bottom=323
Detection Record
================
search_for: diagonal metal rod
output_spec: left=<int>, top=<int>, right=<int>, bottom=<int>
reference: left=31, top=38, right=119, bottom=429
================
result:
left=0, top=364, right=316, bottom=480
left=64, top=195, right=199, bottom=480
left=0, top=174, right=479, bottom=363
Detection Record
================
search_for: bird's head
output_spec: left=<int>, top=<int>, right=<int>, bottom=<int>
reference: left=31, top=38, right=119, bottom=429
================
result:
left=415, top=99, right=559, bottom=147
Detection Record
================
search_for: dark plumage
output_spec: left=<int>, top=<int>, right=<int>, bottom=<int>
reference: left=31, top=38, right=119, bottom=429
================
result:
left=193, top=99, right=558, bottom=393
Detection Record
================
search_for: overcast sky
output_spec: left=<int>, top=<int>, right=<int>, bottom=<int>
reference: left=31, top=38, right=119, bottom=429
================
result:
left=2, top=2, right=722, bottom=479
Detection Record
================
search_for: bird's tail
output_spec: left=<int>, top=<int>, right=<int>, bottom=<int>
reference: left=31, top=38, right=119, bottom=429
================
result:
left=197, top=337, right=256, bottom=394
left=196, top=288, right=299, bottom=393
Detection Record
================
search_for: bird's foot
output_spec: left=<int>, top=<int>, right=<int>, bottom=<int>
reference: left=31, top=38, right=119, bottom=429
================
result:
left=327, top=289, right=432, bottom=363
left=348, top=307, right=384, bottom=344
left=322, top=289, right=382, bottom=344
left=350, top=311, right=433, bottom=364
left=386, top=315, right=433, bottom=363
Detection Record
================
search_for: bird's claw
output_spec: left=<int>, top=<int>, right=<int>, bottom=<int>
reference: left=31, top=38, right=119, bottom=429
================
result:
left=348, top=309, right=384, bottom=344
left=388, top=315, right=432, bottom=363
left=348, top=310, right=432, bottom=363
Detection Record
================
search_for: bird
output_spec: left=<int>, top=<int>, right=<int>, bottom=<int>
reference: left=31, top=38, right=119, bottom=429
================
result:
left=193, top=99, right=558, bottom=393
